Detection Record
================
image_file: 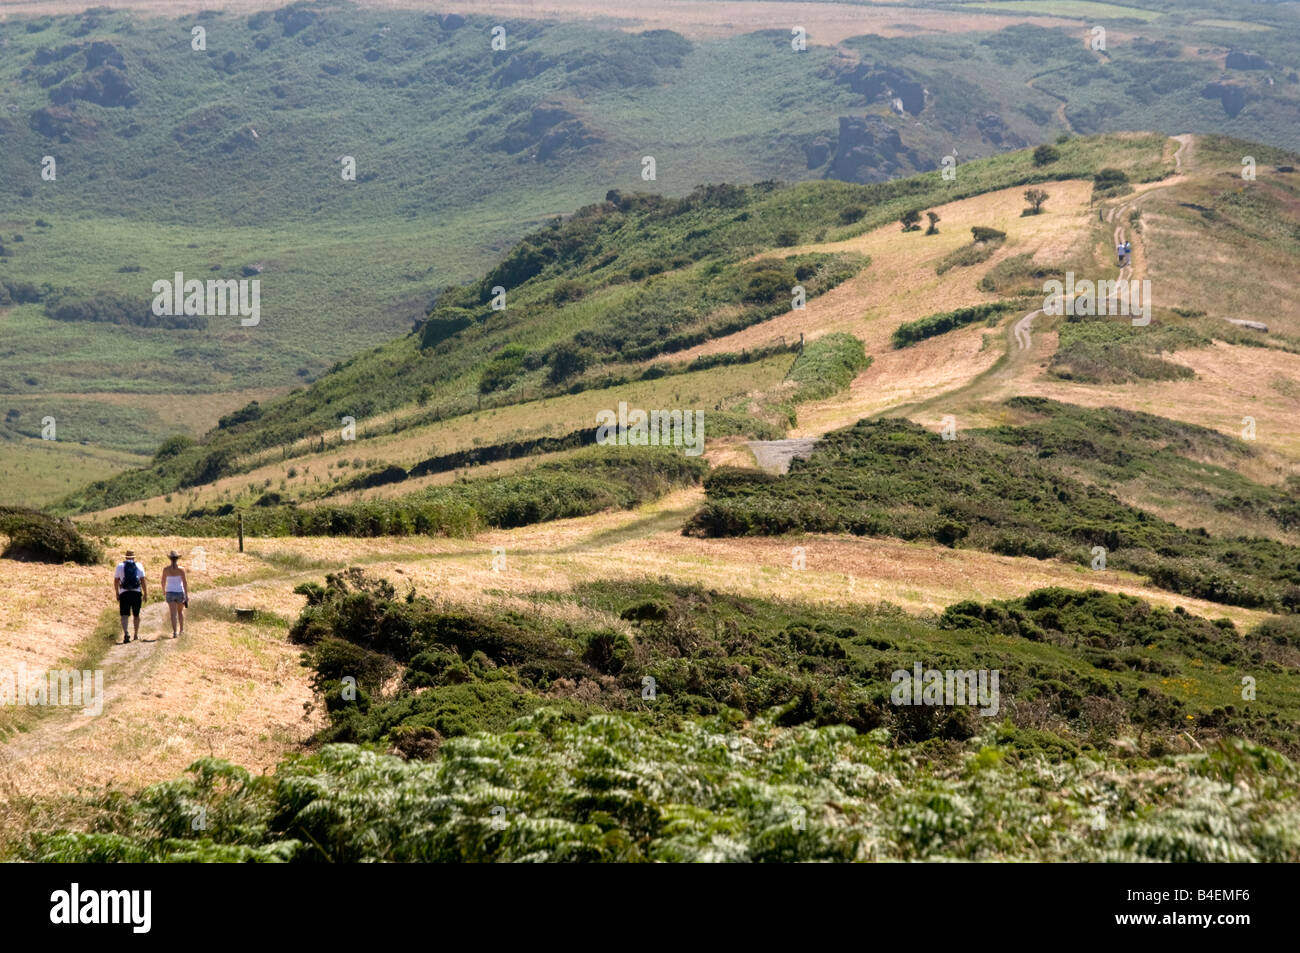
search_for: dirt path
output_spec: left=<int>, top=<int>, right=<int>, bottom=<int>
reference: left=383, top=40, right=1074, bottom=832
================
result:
left=2, top=586, right=229, bottom=764
left=896, top=134, right=1195, bottom=419
left=0, top=567, right=326, bottom=789
left=0, top=601, right=173, bottom=762
left=1024, top=68, right=1075, bottom=136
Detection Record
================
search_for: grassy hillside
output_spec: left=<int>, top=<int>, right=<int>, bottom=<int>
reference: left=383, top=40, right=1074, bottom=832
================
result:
left=2, top=0, right=1299, bottom=468
left=4, top=0, right=1300, bottom=863
left=688, top=402, right=1300, bottom=612
left=52, top=131, right=1174, bottom=513
left=17, top=572, right=1300, bottom=862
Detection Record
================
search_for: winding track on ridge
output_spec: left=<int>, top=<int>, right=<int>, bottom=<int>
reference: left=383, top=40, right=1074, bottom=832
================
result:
left=740, top=137, right=1193, bottom=466
left=1, top=141, right=1200, bottom=769
left=1007, top=135, right=1189, bottom=358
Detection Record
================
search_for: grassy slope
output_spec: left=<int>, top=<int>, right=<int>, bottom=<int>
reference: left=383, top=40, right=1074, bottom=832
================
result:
left=55, top=131, right=1174, bottom=513
left=13, top=569, right=1300, bottom=862
left=2, top=0, right=1299, bottom=461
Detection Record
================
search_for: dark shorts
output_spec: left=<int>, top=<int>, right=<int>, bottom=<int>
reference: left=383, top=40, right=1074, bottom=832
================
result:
left=118, top=590, right=142, bottom=617
left=166, top=592, right=187, bottom=605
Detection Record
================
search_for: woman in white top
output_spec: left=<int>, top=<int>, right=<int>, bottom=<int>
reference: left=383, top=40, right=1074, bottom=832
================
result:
left=160, top=550, right=189, bottom=639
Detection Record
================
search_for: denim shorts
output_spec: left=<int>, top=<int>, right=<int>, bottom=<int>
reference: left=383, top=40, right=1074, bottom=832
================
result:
left=165, top=592, right=187, bottom=604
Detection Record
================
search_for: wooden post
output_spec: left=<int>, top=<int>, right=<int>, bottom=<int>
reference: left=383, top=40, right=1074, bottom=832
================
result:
left=799, top=332, right=805, bottom=354
left=238, top=513, right=244, bottom=553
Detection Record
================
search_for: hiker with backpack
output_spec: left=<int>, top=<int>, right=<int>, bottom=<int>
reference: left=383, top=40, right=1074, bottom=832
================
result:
left=160, top=550, right=189, bottom=639
left=1123, top=240, right=1132, bottom=266
left=114, top=550, right=148, bottom=643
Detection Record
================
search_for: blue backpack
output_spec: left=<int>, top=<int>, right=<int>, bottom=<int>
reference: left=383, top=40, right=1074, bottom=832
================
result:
left=121, top=560, right=140, bottom=590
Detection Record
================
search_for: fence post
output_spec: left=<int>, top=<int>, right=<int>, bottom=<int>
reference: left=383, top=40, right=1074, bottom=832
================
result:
left=238, top=513, right=244, bottom=553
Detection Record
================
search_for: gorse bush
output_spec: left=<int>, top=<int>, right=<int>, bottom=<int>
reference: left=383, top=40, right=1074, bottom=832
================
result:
left=891, top=301, right=1018, bottom=348
left=686, top=408, right=1300, bottom=612
left=787, top=333, right=870, bottom=402
left=44, top=291, right=206, bottom=329
left=0, top=505, right=101, bottom=565
left=17, top=567, right=1300, bottom=861
left=758, top=333, right=871, bottom=425
left=977, top=252, right=1057, bottom=295
left=934, top=227, right=1007, bottom=275
left=93, top=447, right=706, bottom=539
left=288, top=571, right=1300, bottom=757
left=1046, top=312, right=1255, bottom=384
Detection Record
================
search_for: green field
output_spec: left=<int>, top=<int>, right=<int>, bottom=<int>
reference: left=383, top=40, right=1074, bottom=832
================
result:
left=965, top=1, right=1163, bottom=21
left=3, top=2, right=1300, bottom=469
left=53, top=131, right=1176, bottom=513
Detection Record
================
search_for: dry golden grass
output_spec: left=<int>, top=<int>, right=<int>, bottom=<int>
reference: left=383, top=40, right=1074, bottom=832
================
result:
left=2, top=466, right=1278, bottom=805
left=1008, top=342, right=1300, bottom=465
left=0, top=537, right=326, bottom=797
left=0, top=600, right=323, bottom=798
left=295, top=489, right=1274, bottom=633
left=678, top=180, right=1095, bottom=436
left=680, top=178, right=1095, bottom=363
left=0, top=0, right=1080, bottom=43
left=85, top=356, right=787, bottom=519
left=703, top=435, right=759, bottom=469
left=1135, top=165, right=1300, bottom=339
left=0, top=559, right=110, bottom=678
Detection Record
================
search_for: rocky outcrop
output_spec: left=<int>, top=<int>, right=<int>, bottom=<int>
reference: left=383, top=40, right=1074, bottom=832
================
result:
left=833, top=62, right=927, bottom=115
left=803, top=137, right=832, bottom=169
left=29, top=40, right=136, bottom=109
left=32, top=43, right=83, bottom=66
left=492, top=103, right=598, bottom=161
left=492, top=51, right=555, bottom=88
left=28, top=39, right=135, bottom=111
left=84, top=41, right=126, bottom=71
left=820, top=115, right=930, bottom=183
left=1226, top=51, right=1271, bottom=71
left=275, top=7, right=319, bottom=38
left=49, top=65, right=136, bottom=108
left=1201, top=82, right=1247, bottom=117
left=1227, top=319, right=1268, bottom=332
left=976, top=113, right=1026, bottom=148
left=28, top=104, right=99, bottom=140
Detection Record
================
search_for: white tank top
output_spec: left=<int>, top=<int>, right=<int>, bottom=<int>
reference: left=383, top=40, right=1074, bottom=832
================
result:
left=164, top=572, right=186, bottom=593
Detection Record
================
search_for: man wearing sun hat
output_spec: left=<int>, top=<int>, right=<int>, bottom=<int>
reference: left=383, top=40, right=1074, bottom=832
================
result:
left=113, top=550, right=148, bottom=643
